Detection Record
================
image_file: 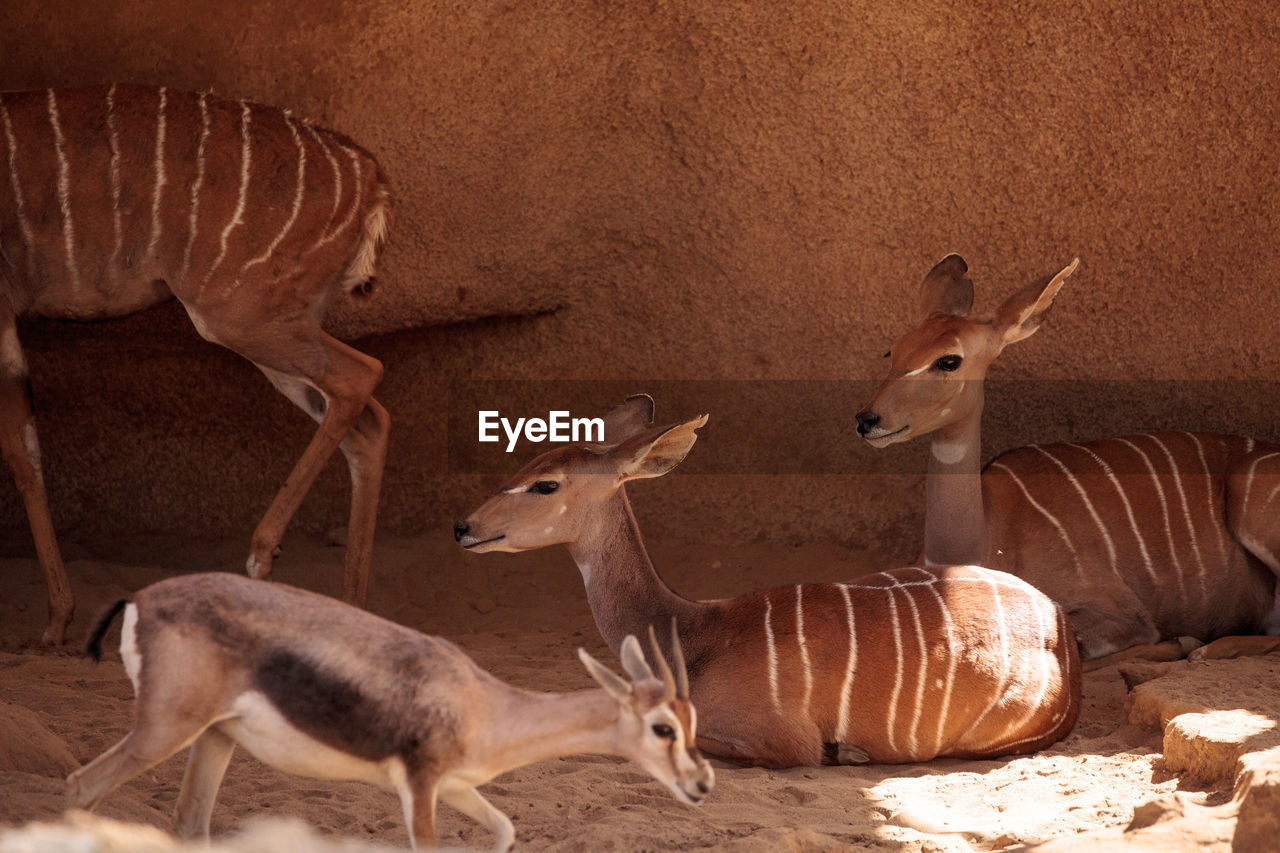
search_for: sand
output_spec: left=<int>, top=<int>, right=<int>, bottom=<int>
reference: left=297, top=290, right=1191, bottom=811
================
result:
left=0, top=531, right=1275, bottom=851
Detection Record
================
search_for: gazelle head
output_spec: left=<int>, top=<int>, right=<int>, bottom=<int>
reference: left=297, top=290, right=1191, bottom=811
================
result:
left=578, top=622, right=713, bottom=805
left=855, top=254, right=1080, bottom=447
left=455, top=395, right=707, bottom=552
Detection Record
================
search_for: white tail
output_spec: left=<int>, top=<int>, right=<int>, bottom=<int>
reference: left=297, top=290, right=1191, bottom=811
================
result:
left=856, top=254, right=1280, bottom=662
left=456, top=395, right=1079, bottom=768
left=0, top=84, right=394, bottom=644
left=66, top=574, right=712, bottom=852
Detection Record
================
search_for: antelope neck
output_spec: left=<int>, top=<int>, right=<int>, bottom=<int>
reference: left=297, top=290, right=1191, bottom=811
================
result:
left=567, top=487, right=701, bottom=656
left=923, top=401, right=988, bottom=567
left=479, top=686, right=626, bottom=774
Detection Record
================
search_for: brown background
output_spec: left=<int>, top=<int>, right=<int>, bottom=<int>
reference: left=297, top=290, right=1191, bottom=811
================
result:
left=2, top=0, right=1279, bottom=566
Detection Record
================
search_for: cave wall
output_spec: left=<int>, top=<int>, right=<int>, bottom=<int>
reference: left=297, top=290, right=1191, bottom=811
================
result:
left=2, top=0, right=1278, bottom=566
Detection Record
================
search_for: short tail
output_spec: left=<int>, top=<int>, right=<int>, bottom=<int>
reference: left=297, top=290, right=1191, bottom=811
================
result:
left=84, top=599, right=128, bottom=662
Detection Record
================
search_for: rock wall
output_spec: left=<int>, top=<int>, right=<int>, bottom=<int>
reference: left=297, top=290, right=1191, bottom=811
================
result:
left=2, top=0, right=1279, bottom=560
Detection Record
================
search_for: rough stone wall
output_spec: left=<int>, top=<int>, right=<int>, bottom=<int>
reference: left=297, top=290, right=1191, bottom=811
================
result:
left=2, top=0, right=1279, bottom=562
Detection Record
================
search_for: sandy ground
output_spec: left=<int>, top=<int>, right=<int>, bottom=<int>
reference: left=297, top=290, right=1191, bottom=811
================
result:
left=0, top=530, right=1271, bottom=851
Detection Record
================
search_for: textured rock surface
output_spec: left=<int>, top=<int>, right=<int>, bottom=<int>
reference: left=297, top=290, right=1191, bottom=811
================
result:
left=0, top=702, right=76, bottom=776
left=1, top=1, right=1279, bottom=556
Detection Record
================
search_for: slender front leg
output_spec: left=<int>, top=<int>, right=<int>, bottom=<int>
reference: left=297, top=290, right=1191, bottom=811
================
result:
left=406, top=773, right=440, bottom=853
left=440, top=785, right=516, bottom=853
left=173, top=727, right=236, bottom=840
left=0, top=301, right=73, bottom=644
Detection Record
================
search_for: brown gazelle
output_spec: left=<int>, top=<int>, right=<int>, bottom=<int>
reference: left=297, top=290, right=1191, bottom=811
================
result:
left=0, top=84, right=392, bottom=644
left=456, top=396, right=1079, bottom=768
left=856, top=254, right=1280, bottom=663
left=67, top=573, right=712, bottom=852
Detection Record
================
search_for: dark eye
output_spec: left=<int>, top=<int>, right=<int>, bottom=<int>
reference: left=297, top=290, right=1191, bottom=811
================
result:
left=530, top=480, right=560, bottom=495
left=882, top=350, right=891, bottom=359
left=651, top=723, right=675, bottom=739
left=933, top=355, right=963, bottom=372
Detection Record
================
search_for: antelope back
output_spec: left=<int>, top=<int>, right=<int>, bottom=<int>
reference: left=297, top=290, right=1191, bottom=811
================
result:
left=0, top=84, right=389, bottom=321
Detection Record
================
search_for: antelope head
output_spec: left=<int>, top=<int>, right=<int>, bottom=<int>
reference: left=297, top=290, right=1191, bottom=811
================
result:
left=856, top=254, right=1080, bottom=447
left=578, top=622, right=713, bottom=805
left=455, top=394, right=707, bottom=552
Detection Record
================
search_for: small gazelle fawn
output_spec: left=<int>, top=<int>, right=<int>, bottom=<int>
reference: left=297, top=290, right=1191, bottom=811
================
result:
left=856, top=255, right=1280, bottom=663
left=67, top=573, right=712, bottom=852
left=457, top=396, right=1079, bottom=768
left=0, top=84, right=392, bottom=645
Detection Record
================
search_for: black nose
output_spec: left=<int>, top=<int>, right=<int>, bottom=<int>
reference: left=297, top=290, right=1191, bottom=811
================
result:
left=855, top=410, right=880, bottom=435
left=453, top=521, right=470, bottom=542
left=696, top=780, right=710, bottom=795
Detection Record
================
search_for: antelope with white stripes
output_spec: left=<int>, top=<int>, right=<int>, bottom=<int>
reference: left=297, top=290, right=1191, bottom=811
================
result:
left=0, top=84, right=392, bottom=644
left=456, top=396, right=1079, bottom=768
left=67, top=573, right=712, bottom=851
left=856, top=254, right=1280, bottom=663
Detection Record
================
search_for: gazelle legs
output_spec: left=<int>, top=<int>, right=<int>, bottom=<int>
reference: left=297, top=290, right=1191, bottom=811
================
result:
left=68, top=719, right=211, bottom=812
left=440, top=784, right=516, bottom=853
left=173, top=727, right=237, bottom=839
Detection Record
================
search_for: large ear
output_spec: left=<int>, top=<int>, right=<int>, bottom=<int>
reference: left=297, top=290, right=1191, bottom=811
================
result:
left=599, top=394, right=655, bottom=447
left=619, top=634, right=654, bottom=683
left=918, top=253, right=974, bottom=319
left=579, top=647, right=633, bottom=701
left=994, top=257, right=1079, bottom=346
left=609, top=414, right=709, bottom=482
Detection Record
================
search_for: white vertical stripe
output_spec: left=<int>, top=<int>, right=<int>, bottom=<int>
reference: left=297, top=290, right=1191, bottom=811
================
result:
left=180, top=92, right=211, bottom=284
left=794, top=585, right=813, bottom=720
left=883, top=581, right=903, bottom=754
left=302, top=122, right=343, bottom=243
left=1115, top=437, right=1187, bottom=605
left=1239, top=451, right=1280, bottom=520
left=1066, top=442, right=1158, bottom=585
left=1184, top=433, right=1231, bottom=566
left=989, top=461, right=1084, bottom=578
left=313, top=144, right=363, bottom=250
left=242, top=114, right=307, bottom=272
left=145, top=86, right=168, bottom=262
left=923, top=579, right=957, bottom=758
left=203, top=100, right=253, bottom=291
left=1265, top=481, right=1280, bottom=508
left=964, top=572, right=1010, bottom=735
left=763, top=595, right=780, bottom=713
left=105, top=84, right=123, bottom=288
left=1032, top=445, right=1122, bottom=583
left=994, top=587, right=1052, bottom=750
left=0, top=95, right=37, bottom=280
left=1245, top=437, right=1256, bottom=455
left=834, top=584, right=857, bottom=743
left=899, top=582, right=927, bottom=760
left=1146, top=434, right=1207, bottom=599
left=46, top=89, right=81, bottom=292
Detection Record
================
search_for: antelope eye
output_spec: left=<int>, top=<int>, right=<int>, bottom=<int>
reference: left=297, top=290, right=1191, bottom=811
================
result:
left=530, top=480, right=560, bottom=495
left=882, top=351, right=890, bottom=359
left=933, top=354, right=963, bottom=372
left=651, top=723, right=675, bottom=739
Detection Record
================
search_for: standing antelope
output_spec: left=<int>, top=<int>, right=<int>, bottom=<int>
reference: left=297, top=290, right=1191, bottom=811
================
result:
left=0, top=84, right=392, bottom=644
left=456, top=396, right=1079, bottom=768
left=855, top=254, right=1280, bottom=663
left=67, top=573, right=712, bottom=852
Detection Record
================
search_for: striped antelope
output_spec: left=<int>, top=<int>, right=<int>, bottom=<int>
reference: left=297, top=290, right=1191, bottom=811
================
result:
left=856, top=254, right=1280, bottom=663
left=456, top=396, right=1080, bottom=768
left=0, top=84, right=392, bottom=644
left=67, top=573, right=712, bottom=852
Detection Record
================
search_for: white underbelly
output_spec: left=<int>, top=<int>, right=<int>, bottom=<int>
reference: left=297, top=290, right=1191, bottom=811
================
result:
left=220, top=691, right=405, bottom=791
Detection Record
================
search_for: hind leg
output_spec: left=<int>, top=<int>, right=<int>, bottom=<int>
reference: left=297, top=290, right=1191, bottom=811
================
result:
left=0, top=298, right=73, bottom=644
left=68, top=717, right=212, bottom=811
left=440, top=784, right=515, bottom=853
left=172, top=727, right=236, bottom=839
left=1225, top=449, right=1280, bottom=634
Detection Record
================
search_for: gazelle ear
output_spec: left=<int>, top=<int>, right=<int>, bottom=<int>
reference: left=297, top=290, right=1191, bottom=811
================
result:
left=619, top=634, right=654, bottom=682
left=918, top=254, right=974, bottom=319
left=579, top=647, right=633, bottom=701
left=994, top=257, right=1079, bottom=346
left=599, top=395, right=655, bottom=447
left=610, top=414, right=709, bottom=482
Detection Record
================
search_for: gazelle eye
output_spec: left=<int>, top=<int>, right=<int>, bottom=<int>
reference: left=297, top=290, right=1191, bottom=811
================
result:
left=651, top=723, right=675, bottom=739
left=933, top=354, right=963, bottom=372
left=530, top=480, right=560, bottom=495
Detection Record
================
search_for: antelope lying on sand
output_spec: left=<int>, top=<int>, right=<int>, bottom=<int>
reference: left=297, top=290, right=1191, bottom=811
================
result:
left=456, top=396, right=1080, bottom=768
left=67, top=573, right=712, bottom=851
left=856, top=255, right=1280, bottom=664
left=0, top=84, right=392, bottom=644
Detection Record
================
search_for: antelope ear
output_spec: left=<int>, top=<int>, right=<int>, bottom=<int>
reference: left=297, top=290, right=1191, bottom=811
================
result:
left=599, top=395, right=655, bottom=446
left=578, top=648, right=633, bottom=701
left=994, top=257, right=1079, bottom=346
left=918, top=254, right=974, bottom=319
left=609, top=414, right=709, bottom=482
left=619, top=634, right=654, bottom=683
